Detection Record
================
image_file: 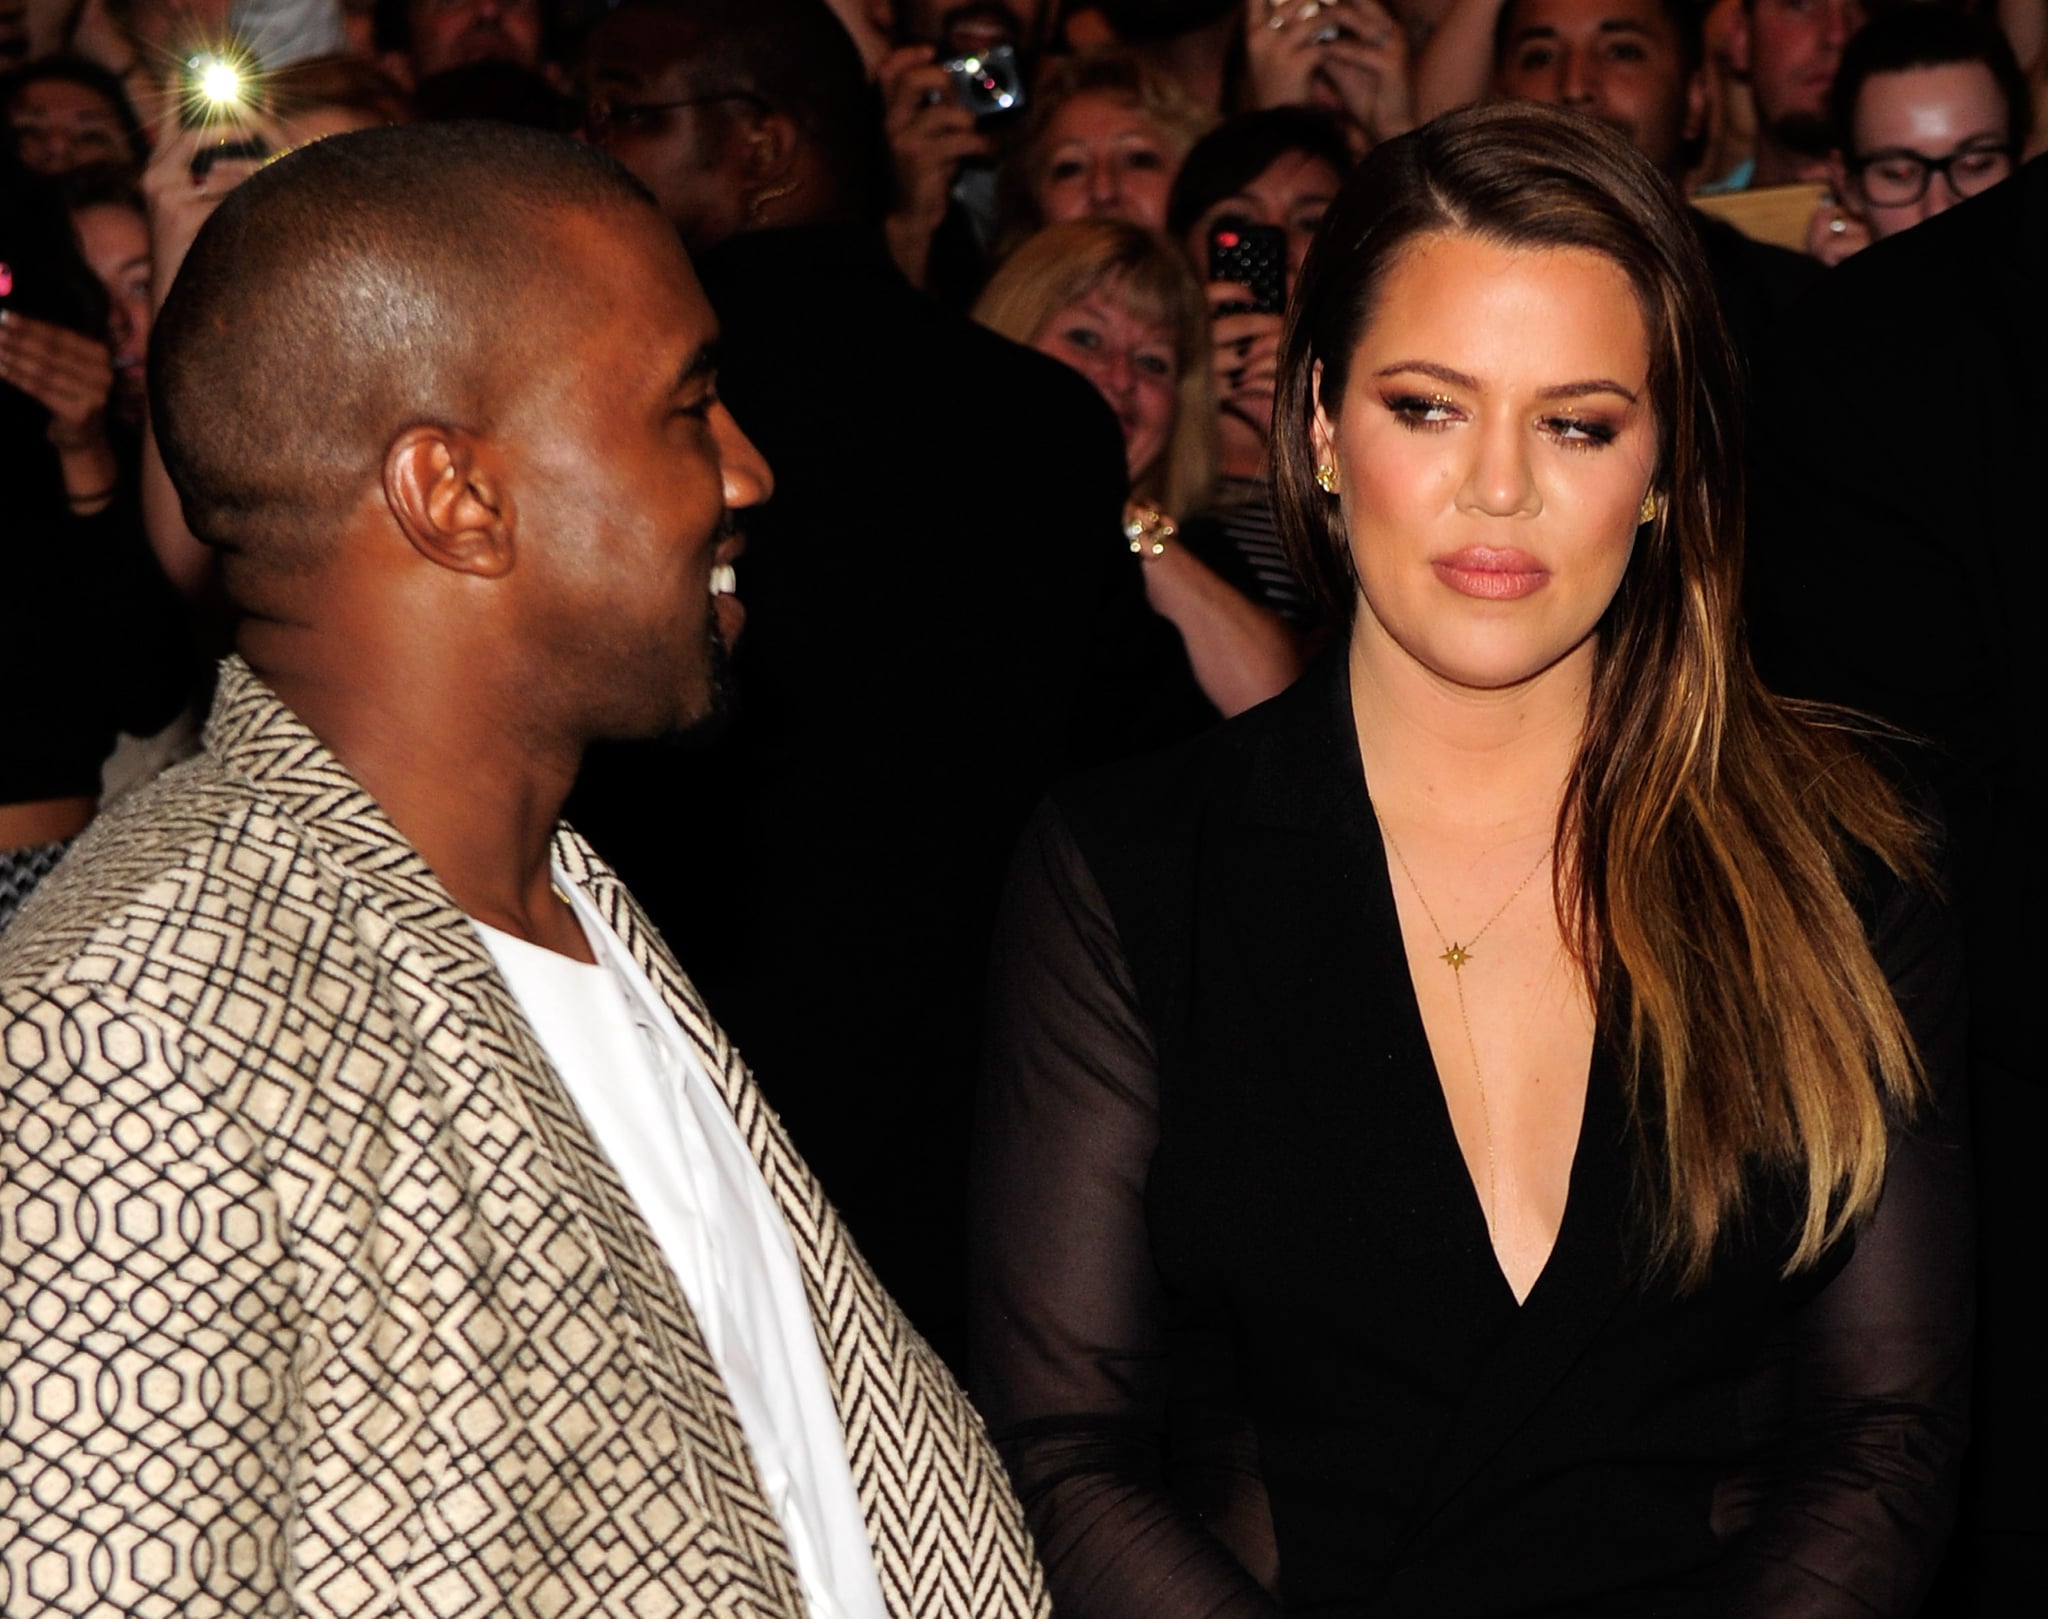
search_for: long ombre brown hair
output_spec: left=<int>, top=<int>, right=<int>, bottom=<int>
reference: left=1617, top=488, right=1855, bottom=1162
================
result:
left=1272, top=102, right=1926, bottom=1288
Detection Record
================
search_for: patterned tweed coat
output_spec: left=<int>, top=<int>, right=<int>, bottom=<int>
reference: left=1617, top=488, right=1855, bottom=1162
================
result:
left=0, top=660, right=1050, bottom=1619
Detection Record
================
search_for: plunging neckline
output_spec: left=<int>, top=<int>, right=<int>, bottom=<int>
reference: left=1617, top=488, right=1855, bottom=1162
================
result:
left=1365, top=818, right=1597, bottom=1309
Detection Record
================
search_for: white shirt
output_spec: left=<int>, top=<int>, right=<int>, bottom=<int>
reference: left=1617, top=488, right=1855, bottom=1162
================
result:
left=476, top=882, right=889, bottom=1619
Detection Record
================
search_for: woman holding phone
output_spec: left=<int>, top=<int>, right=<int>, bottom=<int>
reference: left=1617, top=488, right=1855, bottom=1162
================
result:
left=971, top=102, right=1969, bottom=1617
left=1168, top=108, right=1353, bottom=625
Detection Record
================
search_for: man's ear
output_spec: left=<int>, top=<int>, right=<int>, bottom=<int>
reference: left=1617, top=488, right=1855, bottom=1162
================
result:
left=737, top=106, right=802, bottom=185
left=1683, top=66, right=1710, bottom=146
left=863, top=0, right=896, bottom=40
left=384, top=427, right=516, bottom=579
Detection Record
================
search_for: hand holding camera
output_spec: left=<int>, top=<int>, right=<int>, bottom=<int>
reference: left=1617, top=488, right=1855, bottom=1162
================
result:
left=143, top=109, right=285, bottom=310
left=878, top=44, right=998, bottom=285
left=1243, top=0, right=1414, bottom=151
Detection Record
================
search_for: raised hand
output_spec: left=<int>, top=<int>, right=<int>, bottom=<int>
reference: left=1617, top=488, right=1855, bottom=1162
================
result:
left=0, top=309, right=115, bottom=452
left=879, top=45, right=994, bottom=287
left=1205, top=282, right=1284, bottom=446
left=1245, top=0, right=1416, bottom=151
left=141, top=111, right=285, bottom=306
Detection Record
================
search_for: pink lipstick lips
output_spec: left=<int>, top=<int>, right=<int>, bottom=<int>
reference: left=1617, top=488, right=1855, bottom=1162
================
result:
left=1432, top=546, right=1550, bottom=600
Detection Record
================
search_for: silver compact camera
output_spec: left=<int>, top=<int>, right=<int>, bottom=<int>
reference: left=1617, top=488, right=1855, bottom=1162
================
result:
left=941, top=43, right=1025, bottom=122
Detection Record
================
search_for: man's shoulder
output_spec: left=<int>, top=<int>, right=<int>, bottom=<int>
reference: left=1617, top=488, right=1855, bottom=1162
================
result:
left=0, top=752, right=331, bottom=1016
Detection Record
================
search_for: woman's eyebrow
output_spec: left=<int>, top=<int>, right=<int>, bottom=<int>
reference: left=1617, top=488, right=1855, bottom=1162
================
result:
left=1372, top=361, right=1639, bottom=403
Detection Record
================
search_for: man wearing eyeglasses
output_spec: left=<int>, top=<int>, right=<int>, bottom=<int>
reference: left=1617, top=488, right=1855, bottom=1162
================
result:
left=1820, top=5, right=2029, bottom=260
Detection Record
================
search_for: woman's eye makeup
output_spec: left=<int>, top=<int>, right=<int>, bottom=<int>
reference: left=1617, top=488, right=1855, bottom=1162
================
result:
left=1380, top=390, right=1623, bottom=448
left=1385, top=392, right=1461, bottom=427
left=1544, top=414, right=1619, bottom=447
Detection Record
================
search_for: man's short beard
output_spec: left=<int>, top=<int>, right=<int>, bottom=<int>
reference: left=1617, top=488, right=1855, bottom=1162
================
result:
left=651, top=616, right=738, bottom=752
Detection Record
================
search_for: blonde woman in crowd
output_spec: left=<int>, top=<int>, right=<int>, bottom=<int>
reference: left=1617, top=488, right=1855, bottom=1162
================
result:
left=977, top=219, right=1302, bottom=715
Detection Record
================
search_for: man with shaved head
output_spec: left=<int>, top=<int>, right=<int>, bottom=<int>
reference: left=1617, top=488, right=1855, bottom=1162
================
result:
left=1, top=123, right=1048, bottom=1618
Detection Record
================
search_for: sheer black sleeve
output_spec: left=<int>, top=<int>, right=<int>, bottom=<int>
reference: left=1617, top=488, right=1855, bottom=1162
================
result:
left=1722, top=866, right=1974, bottom=1615
left=970, top=802, right=1281, bottom=1619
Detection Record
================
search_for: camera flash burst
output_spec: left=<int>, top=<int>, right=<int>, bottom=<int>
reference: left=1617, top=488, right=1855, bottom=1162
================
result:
left=201, top=60, right=244, bottom=105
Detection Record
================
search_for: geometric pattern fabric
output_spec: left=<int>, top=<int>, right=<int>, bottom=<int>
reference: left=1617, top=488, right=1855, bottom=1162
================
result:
left=2, top=658, right=1050, bottom=1619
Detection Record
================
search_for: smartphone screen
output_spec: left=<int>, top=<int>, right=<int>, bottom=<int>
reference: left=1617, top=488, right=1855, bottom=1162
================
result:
left=1207, top=219, right=1287, bottom=317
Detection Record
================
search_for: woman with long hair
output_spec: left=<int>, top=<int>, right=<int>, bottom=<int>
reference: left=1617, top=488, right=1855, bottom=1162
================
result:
left=971, top=101, right=1968, bottom=1616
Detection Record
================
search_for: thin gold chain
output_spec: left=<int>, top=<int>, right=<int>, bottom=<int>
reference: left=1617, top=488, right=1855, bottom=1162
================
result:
left=1372, top=807, right=1552, bottom=1239
left=1376, top=820, right=1550, bottom=975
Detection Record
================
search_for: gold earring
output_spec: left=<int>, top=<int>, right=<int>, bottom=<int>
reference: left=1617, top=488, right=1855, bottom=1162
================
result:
left=747, top=176, right=802, bottom=221
left=1316, top=464, right=1338, bottom=494
left=1638, top=489, right=1659, bottom=526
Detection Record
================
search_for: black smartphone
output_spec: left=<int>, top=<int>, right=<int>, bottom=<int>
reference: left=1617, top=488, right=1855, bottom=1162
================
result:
left=1207, top=218, right=1287, bottom=316
left=191, top=137, right=269, bottom=180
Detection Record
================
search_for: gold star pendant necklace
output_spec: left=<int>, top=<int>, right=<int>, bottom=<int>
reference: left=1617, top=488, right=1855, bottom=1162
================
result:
left=1373, top=807, right=1553, bottom=1238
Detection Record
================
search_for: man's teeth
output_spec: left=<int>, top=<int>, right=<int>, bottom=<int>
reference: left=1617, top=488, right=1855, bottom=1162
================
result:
left=709, top=563, right=737, bottom=596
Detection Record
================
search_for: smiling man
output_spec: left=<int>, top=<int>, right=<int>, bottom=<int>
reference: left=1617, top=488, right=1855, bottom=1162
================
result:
left=1493, top=0, right=1707, bottom=175
left=0, top=123, right=1048, bottom=1618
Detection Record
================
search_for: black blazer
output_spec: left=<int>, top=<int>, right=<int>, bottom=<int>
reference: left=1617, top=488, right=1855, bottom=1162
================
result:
left=971, top=656, right=1971, bottom=1617
left=1748, top=158, right=2043, bottom=1082
left=1746, top=160, right=2046, bottom=1580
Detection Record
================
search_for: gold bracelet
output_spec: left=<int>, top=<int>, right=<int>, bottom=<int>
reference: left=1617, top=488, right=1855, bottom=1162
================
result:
left=1123, top=504, right=1177, bottom=559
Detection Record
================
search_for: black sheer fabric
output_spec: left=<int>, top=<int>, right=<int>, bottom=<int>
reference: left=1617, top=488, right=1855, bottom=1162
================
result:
left=969, top=666, right=1971, bottom=1617
left=971, top=805, right=1281, bottom=1619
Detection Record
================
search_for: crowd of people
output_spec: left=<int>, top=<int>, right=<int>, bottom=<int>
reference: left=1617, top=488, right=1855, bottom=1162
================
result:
left=2, top=0, right=2040, bottom=1613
